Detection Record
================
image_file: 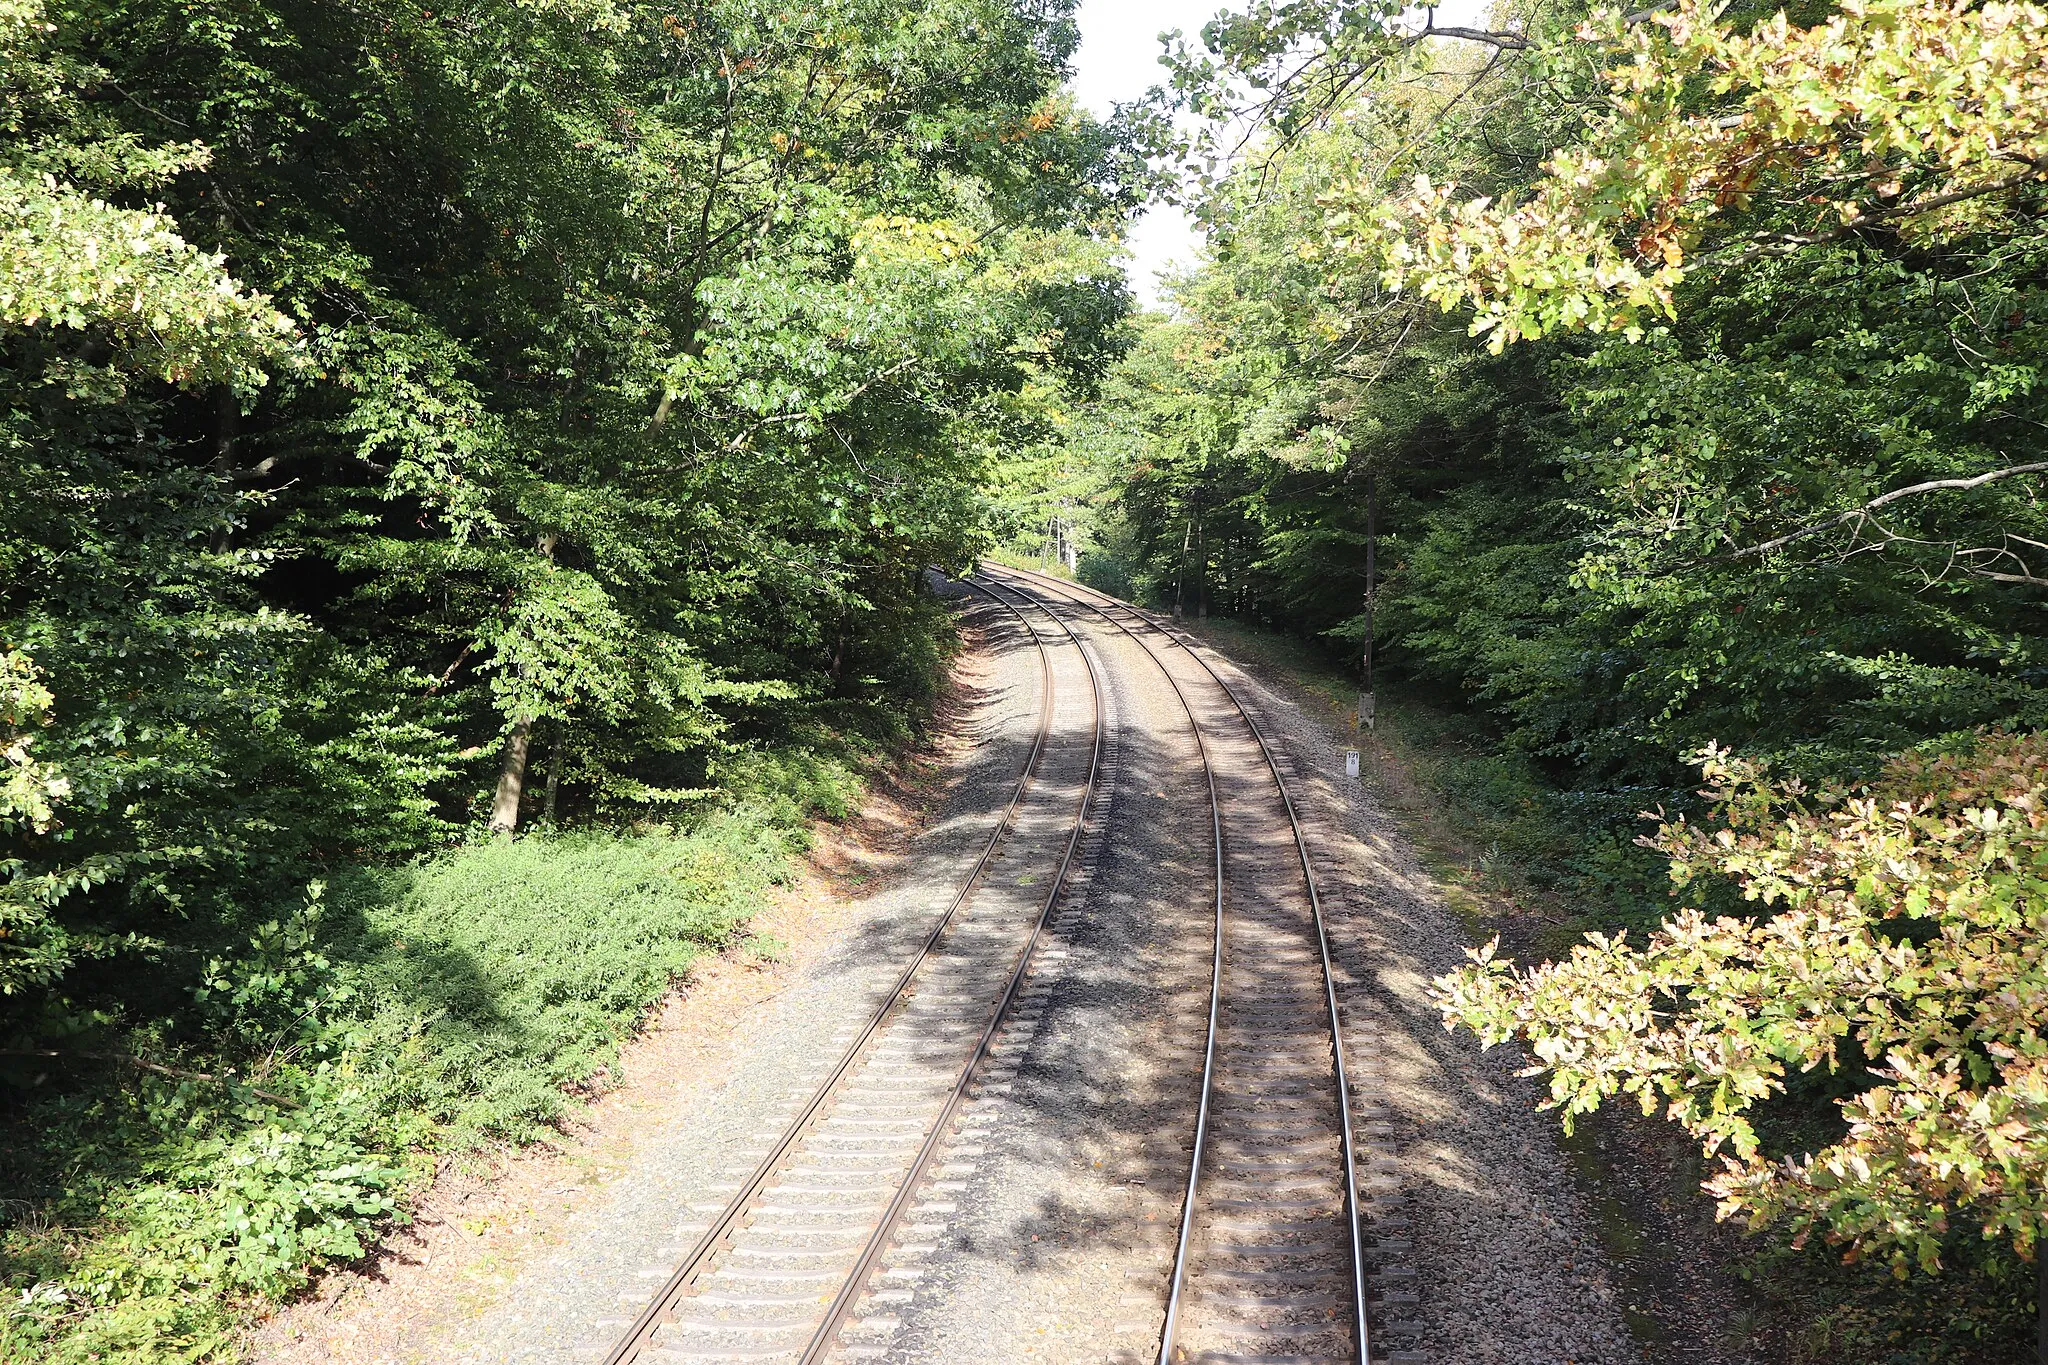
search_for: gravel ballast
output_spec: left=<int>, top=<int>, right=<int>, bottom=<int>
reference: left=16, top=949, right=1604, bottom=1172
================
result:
left=257, top=584, right=1649, bottom=1365
left=1171, top=623, right=1644, bottom=1365
left=871, top=599, right=1218, bottom=1364
left=872, top=579, right=1642, bottom=1365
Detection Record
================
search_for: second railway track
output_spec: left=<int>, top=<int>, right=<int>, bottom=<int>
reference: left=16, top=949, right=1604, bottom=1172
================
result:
left=986, top=564, right=1414, bottom=1365
left=601, top=577, right=1107, bottom=1365
left=601, top=565, right=1421, bottom=1365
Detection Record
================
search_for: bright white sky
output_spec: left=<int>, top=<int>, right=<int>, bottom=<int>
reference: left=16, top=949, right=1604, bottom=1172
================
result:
left=1069, top=0, right=1486, bottom=310
left=1068, top=0, right=1219, bottom=311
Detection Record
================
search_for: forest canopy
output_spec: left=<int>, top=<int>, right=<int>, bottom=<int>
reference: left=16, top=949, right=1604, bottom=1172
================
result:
left=1, top=2, right=1147, bottom=1356
left=1, top=0, right=1145, bottom=1010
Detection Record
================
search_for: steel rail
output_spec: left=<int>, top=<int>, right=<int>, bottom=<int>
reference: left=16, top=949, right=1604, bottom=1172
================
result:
left=600, top=581, right=1060, bottom=1365
left=982, top=569, right=1236, bottom=1365
left=997, top=570, right=1229, bottom=1363
left=989, top=562, right=1371, bottom=1365
left=792, top=571, right=1107, bottom=1364
left=993, top=576, right=1228, bottom=1362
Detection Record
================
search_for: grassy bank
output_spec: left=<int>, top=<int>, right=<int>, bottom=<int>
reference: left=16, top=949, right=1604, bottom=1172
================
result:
left=1173, top=613, right=2036, bottom=1365
left=0, top=747, right=871, bottom=1364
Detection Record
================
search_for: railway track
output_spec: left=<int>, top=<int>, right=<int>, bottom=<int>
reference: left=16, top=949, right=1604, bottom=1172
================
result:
left=985, top=564, right=1411, bottom=1365
left=600, top=565, right=1418, bottom=1365
left=599, top=579, right=1107, bottom=1365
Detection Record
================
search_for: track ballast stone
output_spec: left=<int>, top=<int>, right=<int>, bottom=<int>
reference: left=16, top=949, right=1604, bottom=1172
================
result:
left=1175, top=625, right=1643, bottom=1365
left=863, top=573, right=1640, bottom=1365
left=427, top=593, right=1050, bottom=1365
left=258, top=583, right=1643, bottom=1365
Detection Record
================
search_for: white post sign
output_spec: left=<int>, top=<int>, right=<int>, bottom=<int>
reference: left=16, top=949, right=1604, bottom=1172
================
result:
left=1344, top=749, right=1361, bottom=780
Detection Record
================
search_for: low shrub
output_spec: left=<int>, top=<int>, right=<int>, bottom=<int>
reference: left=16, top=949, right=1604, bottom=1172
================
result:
left=2, top=782, right=821, bottom=1363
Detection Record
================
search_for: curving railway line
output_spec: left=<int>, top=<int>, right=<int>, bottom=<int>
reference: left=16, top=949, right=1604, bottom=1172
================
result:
left=599, top=568, right=1415, bottom=1365
left=600, top=576, right=1107, bottom=1365
left=987, top=564, right=1389, bottom=1365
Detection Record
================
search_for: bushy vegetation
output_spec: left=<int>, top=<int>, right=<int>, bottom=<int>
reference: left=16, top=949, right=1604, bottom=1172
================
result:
left=1, top=0, right=1141, bottom=1021
left=1038, top=0, right=2048, bottom=1352
left=1448, top=732, right=2048, bottom=1274
left=1, top=810, right=817, bottom=1361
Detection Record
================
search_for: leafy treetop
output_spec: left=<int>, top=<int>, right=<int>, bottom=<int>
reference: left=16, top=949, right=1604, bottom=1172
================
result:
left=1440, top=731, right=2048, bottom=1276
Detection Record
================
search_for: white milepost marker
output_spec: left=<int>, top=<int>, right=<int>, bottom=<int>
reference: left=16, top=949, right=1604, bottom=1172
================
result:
left=1344, top=750, right=1361, bottom=781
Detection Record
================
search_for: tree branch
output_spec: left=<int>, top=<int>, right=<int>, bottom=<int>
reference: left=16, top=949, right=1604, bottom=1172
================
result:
left=429, top=641, right=476, bottom=692
left=2, top=1049, right=300, bottom=1106
left=1412, top=1, right=1672, bottom=54
left=1707, top=169, right=2048, bottom=268
left=1418, top=22, right=1528, bottom=49
left=1725, top=462, right=2048, bottom=561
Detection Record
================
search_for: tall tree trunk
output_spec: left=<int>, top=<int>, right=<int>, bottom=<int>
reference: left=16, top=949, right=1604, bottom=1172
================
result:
left=489, top=536, right=557, bottom=836
left=209, top=386, right=239, bottom=553
left=489, top=719, right=531, bottom=835
left=1173, top=513, right=1194, bottom=617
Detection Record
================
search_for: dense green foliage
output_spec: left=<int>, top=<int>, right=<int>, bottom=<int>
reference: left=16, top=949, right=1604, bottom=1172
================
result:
left=1, top=0, right=1144, bottom=1354
left=1066, top=0, right=2047, bottom=865
left=3, top=810, right=810, bottom=1359
left=1029, top=0, right=2048, bottom=1352
left=2, top=0, right=1139, bottom=1015
left=1447, top=732, right=2048, bottom=1274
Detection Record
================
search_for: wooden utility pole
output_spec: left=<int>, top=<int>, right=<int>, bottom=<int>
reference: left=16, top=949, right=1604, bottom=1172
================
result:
left=1360, top=469, right=1378, bottom=760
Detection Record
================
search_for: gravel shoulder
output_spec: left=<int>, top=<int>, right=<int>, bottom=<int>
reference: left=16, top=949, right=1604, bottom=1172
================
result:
left=1178, top=628, right=1642, bottom=1365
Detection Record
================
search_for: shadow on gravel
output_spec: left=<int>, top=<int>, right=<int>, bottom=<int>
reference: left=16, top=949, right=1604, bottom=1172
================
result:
left=894, top=594, right=1660, bottom=1364
left=807, top=593, right=1041, bottom=995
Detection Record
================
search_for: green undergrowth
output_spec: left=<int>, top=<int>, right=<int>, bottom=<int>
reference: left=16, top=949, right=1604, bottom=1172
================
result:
left=0, top=748, right=867, bottom=1364
left=1179, top=616, right=1658, bottom=953
left=1179, top=612, right=2036, bottom=1365
left=1744, top=1238, right=2034, bottom=1364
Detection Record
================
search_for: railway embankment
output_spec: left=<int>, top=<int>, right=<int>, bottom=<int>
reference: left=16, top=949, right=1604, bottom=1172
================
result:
left=244, top=596, right=1034, bottom=1364
left=256, top=577, right=1673, bottom=1365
